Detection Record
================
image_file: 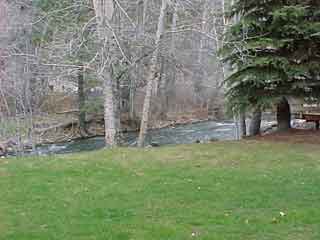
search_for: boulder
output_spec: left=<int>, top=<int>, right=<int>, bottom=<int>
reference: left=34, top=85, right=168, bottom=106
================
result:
left=0, top=143, right=7, bottom=156
left=0, top=139, right=18, bottom=156
left=150, top=142, right=160, bottom=147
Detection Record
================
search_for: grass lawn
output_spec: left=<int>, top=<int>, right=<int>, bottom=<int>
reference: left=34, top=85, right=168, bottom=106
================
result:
left=1, top=141, right=320, bottom=239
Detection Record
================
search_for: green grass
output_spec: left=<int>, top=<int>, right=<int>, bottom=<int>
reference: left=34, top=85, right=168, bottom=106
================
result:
left=1, top=141, right=320, bottom=239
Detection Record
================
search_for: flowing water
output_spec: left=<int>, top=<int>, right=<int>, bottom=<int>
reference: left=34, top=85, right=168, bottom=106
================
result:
left=35, top=120, right=236, bottom=155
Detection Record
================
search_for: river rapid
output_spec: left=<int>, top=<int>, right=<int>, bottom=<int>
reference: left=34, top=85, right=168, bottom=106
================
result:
left=35, top=120, right=236, bottom=155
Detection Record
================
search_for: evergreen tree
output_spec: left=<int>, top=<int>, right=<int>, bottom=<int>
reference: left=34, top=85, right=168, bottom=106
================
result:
left=221, top=0, right=320, bottom=131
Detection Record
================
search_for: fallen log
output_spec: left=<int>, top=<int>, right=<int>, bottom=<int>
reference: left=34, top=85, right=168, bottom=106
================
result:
left=35, top=120, right=78, bottom=134
left=55, top=109, right=79, bottom=115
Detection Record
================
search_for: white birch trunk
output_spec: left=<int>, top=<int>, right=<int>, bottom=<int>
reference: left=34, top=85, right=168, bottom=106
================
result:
left=103, top=72, right=117, bottom=146
left=138, top=0, right=167, bottom=147
left=93, top=0, right=118, bottom=147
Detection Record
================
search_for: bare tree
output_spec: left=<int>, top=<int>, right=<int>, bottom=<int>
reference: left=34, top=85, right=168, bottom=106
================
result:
left=0, top=0, right=232, bottom=152
left=138, top=0, right=168, bottom=147
left=93, top=0, right=120, bottom=146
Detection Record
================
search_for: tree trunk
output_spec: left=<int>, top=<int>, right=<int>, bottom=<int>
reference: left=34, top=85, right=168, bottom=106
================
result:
left=239, top=111, right=247, bottom=138
left=159, top=0, right=178, bottom=119
left=249, top=107, right=262, bottom=136
left=129, top=71, right=136, bottom=121
left=277, top=97, right=291, bottom=131
left=103, top=71, right=118, bottom=146
left=158, top=56, right=167, bottom=120
left=78, top=68, right=88, bottom=137
left=138, top=0, right=168, bottom=147
left=130, top=0, right=149, bottom=122
left=193, top=1, right=207, bottom=103
left=93, top=0, right=119, bottom=147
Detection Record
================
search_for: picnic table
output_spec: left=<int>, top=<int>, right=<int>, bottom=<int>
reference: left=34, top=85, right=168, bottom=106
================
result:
left=302, top=113, right=320, bottom=130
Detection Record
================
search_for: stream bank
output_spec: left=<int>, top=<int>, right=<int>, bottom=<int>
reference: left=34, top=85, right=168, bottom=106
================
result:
left=1, top=117, right=313, bottom=156
left=32, top=120, right=237, bottom=155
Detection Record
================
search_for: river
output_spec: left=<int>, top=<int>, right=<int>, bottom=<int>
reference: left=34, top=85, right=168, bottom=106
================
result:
left=35, top=120, right=236, bottom=155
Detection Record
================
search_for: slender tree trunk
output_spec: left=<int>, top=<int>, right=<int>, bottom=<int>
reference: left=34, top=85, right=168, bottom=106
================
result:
left=129, top=72, right=136, bottom=120
left=170, top=1, right=178, bottom=55
left=239, top=111, right=247, bottom=138
left=138, top=0, right=167, bottom=147
left=158, top=55, right=167, bottom=120
left=130, top=0, right=148, bottom=121
left=193, top=1, right=207, bottom=102
left=78, top=68, right=87, bottom=137
left=170, top=1, right=178, bottom=87
left=249, top=107, right=262, bottom=136
left=233, top=112, right=240, bottom=140
left=142, top=0, right=148, bottom=33
left=159, top=0, right=178, bottom=118
left=277, top=97, right=291, bottom=131
left=114, top=72, right=121, bottom=143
